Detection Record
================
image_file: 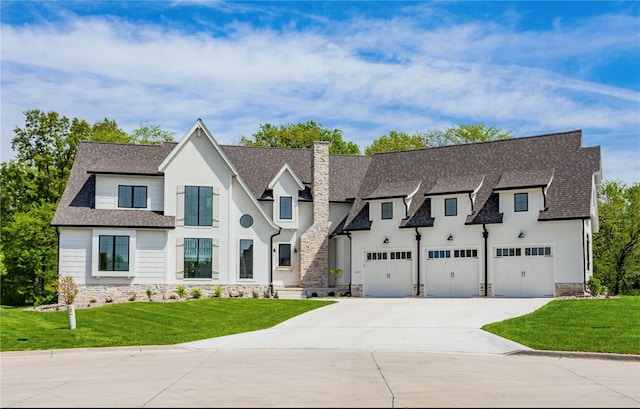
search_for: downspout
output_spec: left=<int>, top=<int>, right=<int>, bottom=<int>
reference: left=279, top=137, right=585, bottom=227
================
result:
left=56, top=227, right=61, bottom=304
left=581, top=220, right=586, bottom=290
left=415, top=227, right=421, bottom=296
left=482, top=224, right=489, bottom=297
left=346, top=232, right=352, bottom=295
left=269, top=228, right=282, bottom=297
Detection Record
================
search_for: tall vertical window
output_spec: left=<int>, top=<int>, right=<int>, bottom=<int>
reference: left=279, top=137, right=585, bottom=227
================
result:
left=99, top=236, right=129, bottom=271
left=445, top=198, right=457, bottom=216
left=514, top=193, right=528, bottom=212
left=184, top=238, right=212, bottom=278
left=118, top=185, right=147, bottom=208
left=185, top=186, right=213, bottom=226
left=279, top=196, right=292, bottom=220
left=239, top=239, right=254, bottom=279
left=278, top=243, right=291, bottom=267
left=381, top=202, right=393, bottom=220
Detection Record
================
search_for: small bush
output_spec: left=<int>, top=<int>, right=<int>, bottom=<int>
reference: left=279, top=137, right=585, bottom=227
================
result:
left=252, top=290, right=260, bottom=298
left=190, top=288, right=203, bottom=299
left=176, top=285, right=187, bottom=298
left=146, top=288, right=154, bottom=301
left=213, top=285, right=224, bottom=298
left=586, top=276, right=604, bottom=296
left=328, top=291, right=335, bottom=297
left=54, top=275, right=78, bottom=305
left=311, top=291, right=318, bottom=298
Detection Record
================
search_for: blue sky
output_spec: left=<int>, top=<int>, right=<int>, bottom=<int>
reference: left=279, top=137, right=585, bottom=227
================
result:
left=2, top=1, right=639, bottom=184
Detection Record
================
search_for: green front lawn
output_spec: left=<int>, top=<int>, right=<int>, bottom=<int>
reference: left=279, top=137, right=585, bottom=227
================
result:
left=482, top=296, right=640, bottom=355
left=0, top=298, right=334, bottom=352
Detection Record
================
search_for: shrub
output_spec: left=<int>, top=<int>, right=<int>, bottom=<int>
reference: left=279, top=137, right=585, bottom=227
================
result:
left=587, top=276, right=604, bottom=296
left=213, top=285, right=224, bottom=298
left=252, top=290, right=260, bottom=298
left=54, top=275, right=78, bottom=305
left=190, top=288, right=203, bottom=299
left=176, top=285, right=187, bottom=298
left=146, top=288, right=153, bottom=301
left=328, top=291, right=335, bottom=297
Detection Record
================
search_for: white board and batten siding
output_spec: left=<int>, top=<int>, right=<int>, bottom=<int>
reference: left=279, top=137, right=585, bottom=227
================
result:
left=58, top=229, right=92, bottom=285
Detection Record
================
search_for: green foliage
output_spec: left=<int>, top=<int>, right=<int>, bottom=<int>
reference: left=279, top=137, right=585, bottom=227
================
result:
left=252, top=290, right=260, bottom=298
left=0, top=298, right=335, bottom=351
left=146, top=288, right=154, bottom=300
left=593, top=180, right=640, bottom=295
left=482, top=297, right=640, bottom=355
left=190, top=288, right=203, bottom=299
left=176, top=285, right=187, bottom=298
left=213, top=285, right=224, bottom=298
left=586, top=276, right=608, bottom=296
left=240, top=120, right=360, bottom=155
left=1, top=202, right=58, bottom=306
left=364, top=123, right=512, bottom=154
left=129, top=122, right=175, bottom=144
left=54, top=275, right=78, bottom=305
left=89, top=118, right=132, bottom=143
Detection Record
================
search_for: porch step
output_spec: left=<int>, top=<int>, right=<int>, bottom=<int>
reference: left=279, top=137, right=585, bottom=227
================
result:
left=274, top=287, right=307, bottom=300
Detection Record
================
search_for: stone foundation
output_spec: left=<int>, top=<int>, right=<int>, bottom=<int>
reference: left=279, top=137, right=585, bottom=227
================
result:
left=555, top=282, right=586, bottom=297
left=479, top=283, right=493, bottom=297
left=69, top=284, right=271, bottom=309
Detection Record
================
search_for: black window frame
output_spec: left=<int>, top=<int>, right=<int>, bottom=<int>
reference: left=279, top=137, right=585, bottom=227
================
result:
left=183, top=238, right=213, bottom=279
left=381, top=202, right=393, bottom=220
left=239, top=239, right=254, bottom=279
left=279, top=196, right=293, bottom=220
left=118, top=185, right=147, bottom=209
left=99, top=235, right=130, bottom=271
left=278, top=243, right=292, bottom=267
left=444, top=198, right=457, bottom=216
left=514, top=192, right=528, bottom=212
left=185, top=186, right=213, bottom=226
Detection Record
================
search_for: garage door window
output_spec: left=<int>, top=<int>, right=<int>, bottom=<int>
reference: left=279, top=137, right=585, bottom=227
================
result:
left=390, top=251, right=412, bottom=260
left=525, top=247, right=552, bottom=256
left=366, top=252, right=388, bottom=260
left=496, top=247, right=522, bottom=257
left=454, top=249, right=478, bottom=258
left=428, top=250, right=451, bottom=259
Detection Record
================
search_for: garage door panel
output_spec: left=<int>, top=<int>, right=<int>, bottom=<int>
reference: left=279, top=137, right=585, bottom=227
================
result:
left=363, top=250, right=413, bottom=297
left=425, top=248, right=479, bottom=297
left=493, top=246, right=554, bottom=297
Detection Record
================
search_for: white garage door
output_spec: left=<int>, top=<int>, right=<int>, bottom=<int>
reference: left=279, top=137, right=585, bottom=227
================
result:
left=425, top=248, right=480, bottom=297
left=363, top=250, right=413, bottom=297
left=493, top=246, right=554, bottom=297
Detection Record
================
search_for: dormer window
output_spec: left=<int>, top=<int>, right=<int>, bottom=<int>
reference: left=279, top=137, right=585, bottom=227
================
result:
left=381, top=202, right=393, bottom=220
left=279, top=196, right=293, bottom=220
left=445, top=198, right=457, bottom=216
left=118, top=185, right=147, bottom=208
left=514, top=193, right=528, bottom=212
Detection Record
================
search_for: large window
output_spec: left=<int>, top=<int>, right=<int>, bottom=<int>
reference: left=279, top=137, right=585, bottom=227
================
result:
left=279, top=196, right=292, bottom=220
left=239, top=239, right=254, bottom=279
left=445, top=198, right=457, bottom=216
left=278, top=243, right=291, bottom=267
left=381, top=202, right=393, bottom=220
left=514, top=193, right=528, bottom=212
left=118, top=185, right=147, bottom=208
left=99, top=236, right=129, bottom=271
left=185, top=186, right=213, bottom=226
left=184, top=238, right=212, bottom=278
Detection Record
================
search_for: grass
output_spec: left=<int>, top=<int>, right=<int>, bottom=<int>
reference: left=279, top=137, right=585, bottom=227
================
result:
left=482, top=296, right=640, bottom=355
left=0, top=298, right=334, bottom=352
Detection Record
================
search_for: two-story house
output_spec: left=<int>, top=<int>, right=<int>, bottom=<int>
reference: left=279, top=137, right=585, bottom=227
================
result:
left=52, top=119, right=601, bottom=304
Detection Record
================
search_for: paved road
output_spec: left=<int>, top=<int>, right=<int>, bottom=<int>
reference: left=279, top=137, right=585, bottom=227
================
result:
left=2, top=298, right=639, bottom=408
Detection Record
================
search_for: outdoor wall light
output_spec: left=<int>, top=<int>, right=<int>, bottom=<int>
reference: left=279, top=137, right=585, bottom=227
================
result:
left=518, top=231, right=525, bottom=239
left=447, top=234, right=453, bottom=241
left=383, top=237, right=389, bottom=244
left=294, top=247, right=298, bottom=253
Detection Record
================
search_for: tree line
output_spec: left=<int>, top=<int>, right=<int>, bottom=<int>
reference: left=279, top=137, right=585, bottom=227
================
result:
left=1, top=109, right=637, bottom=306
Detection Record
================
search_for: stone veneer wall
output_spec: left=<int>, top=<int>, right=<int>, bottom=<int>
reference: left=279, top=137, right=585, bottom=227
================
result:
left=299, top=141, right=330, bottom=288
left=555, top=282, right=586, bottom=297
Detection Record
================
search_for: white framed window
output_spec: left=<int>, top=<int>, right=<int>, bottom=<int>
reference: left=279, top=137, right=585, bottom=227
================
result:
left=444, top=198, right=457, bottom=216
left=279, top=196, right=293, bottom=220
left=381, top=202, right=393, bottom=220
left=239, top=239, right=254, bottom=279
left=278, top=243, right=291, bottom=267
left=514, top=193, right=528, bottom=212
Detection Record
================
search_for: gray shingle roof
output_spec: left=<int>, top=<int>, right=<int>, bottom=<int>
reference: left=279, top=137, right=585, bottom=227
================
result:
left=363, top=180, right=422, bottom=200
left=52, top=142, right=177, bottom=228
left=427, top=174, right=485, bottom=195
left=344, top=130, right=600, bottom=230
left=220, top=145, right=371, bottom=202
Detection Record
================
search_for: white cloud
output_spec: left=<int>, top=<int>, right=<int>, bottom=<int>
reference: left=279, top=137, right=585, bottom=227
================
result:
left=1, top=6, right=638, bottom=186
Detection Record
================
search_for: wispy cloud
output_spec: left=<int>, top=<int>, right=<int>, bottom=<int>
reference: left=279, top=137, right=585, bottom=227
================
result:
left=1, top=2, right=638, bottom=184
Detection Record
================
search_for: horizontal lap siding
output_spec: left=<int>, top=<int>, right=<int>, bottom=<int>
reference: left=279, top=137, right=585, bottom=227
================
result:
left=135, top=231, right=166, bottom=281
left=59, top=229, right=91, bottom=284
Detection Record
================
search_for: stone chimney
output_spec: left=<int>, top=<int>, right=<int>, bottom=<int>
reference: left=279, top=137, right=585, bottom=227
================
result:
left=299, top=141, right=330, bottom=288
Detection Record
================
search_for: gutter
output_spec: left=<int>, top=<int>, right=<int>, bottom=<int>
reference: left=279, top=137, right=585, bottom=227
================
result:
left=346, top=232, right=352, bottom=295
left=269, top=228, right=282, bottom=297
left=415, top=227, right=421, bottom=296
left=482, top=224, right=489, bottom=297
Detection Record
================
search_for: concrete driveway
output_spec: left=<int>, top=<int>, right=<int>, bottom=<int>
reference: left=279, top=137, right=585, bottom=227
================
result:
left=182, top=297, right=553, bottom=354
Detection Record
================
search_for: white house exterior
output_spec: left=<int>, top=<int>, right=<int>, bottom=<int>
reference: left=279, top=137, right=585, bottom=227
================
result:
left=52, top=120, right=601, bottom=303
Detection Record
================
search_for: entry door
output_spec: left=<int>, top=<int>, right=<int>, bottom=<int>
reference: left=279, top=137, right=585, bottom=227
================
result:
left=363, top=250, right=413, bottom=297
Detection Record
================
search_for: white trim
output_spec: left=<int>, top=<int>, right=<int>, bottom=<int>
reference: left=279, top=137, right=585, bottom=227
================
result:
left=268, top=163, right=305, bottom=190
